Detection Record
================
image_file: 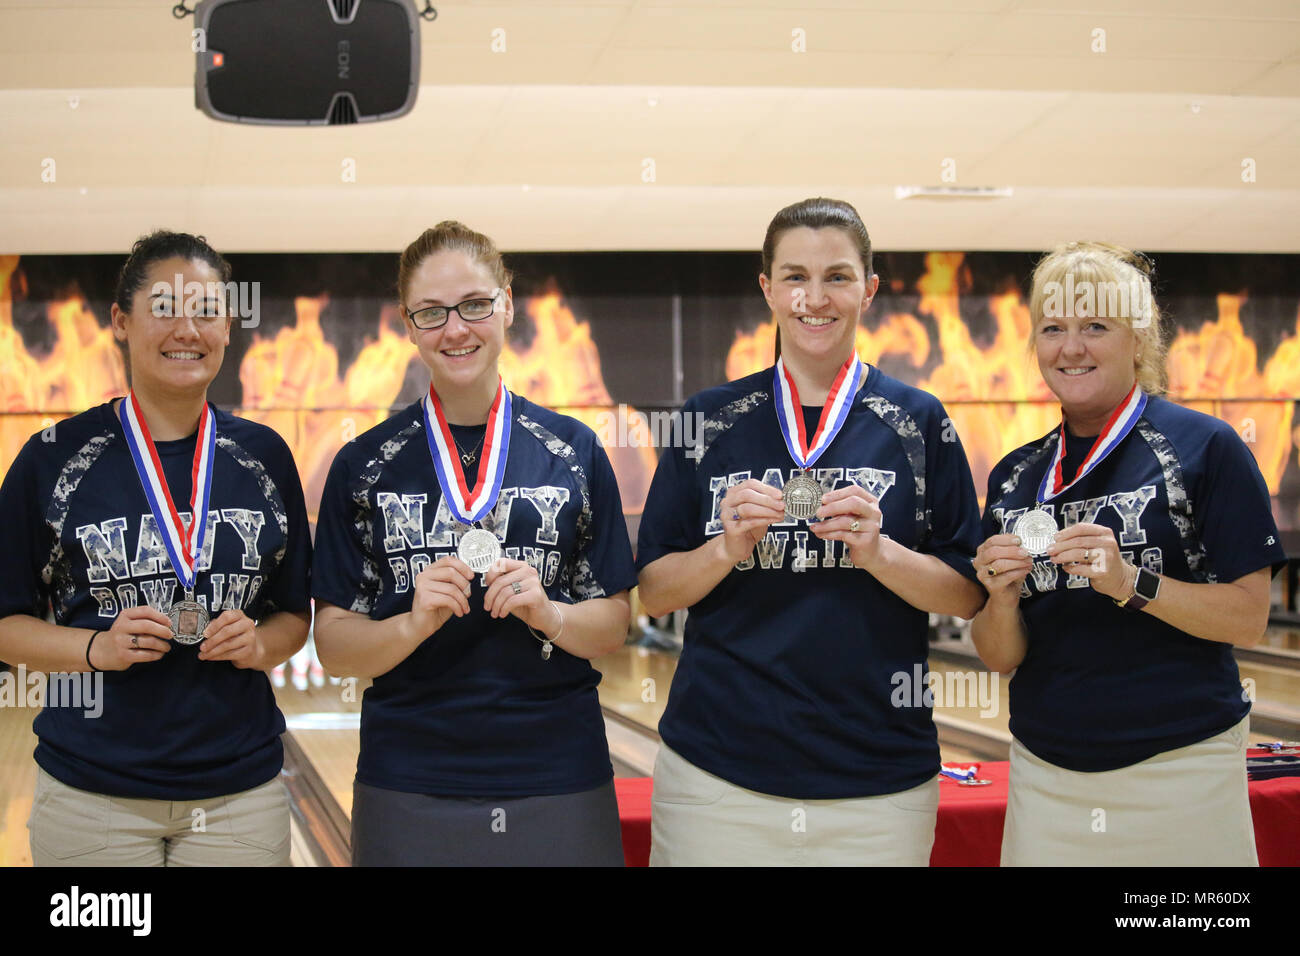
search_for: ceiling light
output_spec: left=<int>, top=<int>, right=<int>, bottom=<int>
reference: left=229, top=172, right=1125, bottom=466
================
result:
left=894, top=186, right=1013, bottom=200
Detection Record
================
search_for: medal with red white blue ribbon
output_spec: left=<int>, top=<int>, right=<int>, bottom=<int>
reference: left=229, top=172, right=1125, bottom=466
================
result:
left=1015, top=384, right=1148, bottom=556
left=773, top=353, right=864, bottom=521
left=940, top=763, right=992, bottom=786
left=117, top=392, right=215, bottom=644
left=423, top=378, right=512, bottom=573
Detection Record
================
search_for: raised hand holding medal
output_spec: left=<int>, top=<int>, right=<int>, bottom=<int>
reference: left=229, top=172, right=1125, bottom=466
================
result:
left=118, top=392, right=217, bottom=646
left=198, top=607, right=266, bottom=668
left=810, top=483, right=885, bottom=568
left=718, top=479, right=786, bottom=566
left=993, top=384, right=1148, bottom=587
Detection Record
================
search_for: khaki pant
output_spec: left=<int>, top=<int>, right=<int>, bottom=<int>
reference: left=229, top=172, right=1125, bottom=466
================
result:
left=1002, top=715, right=1257, bottom=867
left=650, top=744, right=938, bottom=866
left=28, top=767, right=291, bottom=867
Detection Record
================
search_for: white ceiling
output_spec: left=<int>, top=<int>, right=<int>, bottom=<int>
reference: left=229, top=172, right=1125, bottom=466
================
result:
left=1, top=0, right=1298, bottom=253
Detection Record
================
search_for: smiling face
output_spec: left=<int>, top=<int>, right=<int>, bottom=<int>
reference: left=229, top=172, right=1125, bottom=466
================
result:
left=110, top=256, right=231, bottom=398
left=401, top=249, right=513, bottom=396
left=759, top=227, right=878, bottom=371
left=1035, top=311, right=1139, bottom=433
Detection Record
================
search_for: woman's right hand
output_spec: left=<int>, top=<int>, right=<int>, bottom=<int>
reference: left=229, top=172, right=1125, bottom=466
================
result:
left=973, top=533, right=1033, bottom=602
left=90, top=605, right=174, bottom=671
left=718, top=479, right=787, bottom=565
left=404, top=556, right=476, bottom=641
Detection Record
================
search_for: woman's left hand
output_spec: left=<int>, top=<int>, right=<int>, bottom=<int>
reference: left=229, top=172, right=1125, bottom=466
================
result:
left=483, top=559, right=556, bottom=632
left=1046, top=523, right=1130, bottom=600
left=198, top=609, right=266, bottom=669
left=810, top=484, right=884, bottom=568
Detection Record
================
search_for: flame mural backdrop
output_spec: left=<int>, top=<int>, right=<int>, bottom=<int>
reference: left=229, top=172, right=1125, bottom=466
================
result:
left=3, top=250, right=1300, bottom=536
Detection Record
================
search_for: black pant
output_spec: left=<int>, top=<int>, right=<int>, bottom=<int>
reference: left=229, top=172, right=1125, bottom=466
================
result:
left=351, top=778, right=625, bottom=866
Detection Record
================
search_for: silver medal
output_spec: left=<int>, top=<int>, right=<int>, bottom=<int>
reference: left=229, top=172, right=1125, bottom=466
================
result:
left=457, top=527, right=502, bottom=573
left=782, top=473, right=823, bottom=522
left=1013, top=508, right=1058, bottom=557
left=170, top=591, right=209, bottom=646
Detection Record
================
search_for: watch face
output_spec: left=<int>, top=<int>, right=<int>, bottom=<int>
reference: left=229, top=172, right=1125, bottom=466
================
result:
left=1135, top=568, right=1161, bottom=601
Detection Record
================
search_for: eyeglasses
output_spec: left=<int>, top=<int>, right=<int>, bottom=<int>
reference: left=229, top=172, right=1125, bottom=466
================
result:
left=406, top=290, right=502, bottom=330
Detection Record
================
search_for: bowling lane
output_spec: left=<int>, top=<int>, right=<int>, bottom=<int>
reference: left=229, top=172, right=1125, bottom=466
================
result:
left=0, top=701, right=37, bottom=866
left=276, top=676, right=365, bottom=818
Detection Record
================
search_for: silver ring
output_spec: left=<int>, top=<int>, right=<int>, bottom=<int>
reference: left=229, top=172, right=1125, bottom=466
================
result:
left=132, top=635, right=139, bottom=648
left=511, top=582, right=522, bottom=595
left=732, top=511, right=741, bottom=521
left=849, top=519, right=861, bottom=533
left=1082, top=549, right=1091, bottom=561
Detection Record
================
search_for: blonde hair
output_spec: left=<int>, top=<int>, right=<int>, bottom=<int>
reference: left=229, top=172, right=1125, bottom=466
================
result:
left=397, top=221, right=512, bottom=305
left=1028, top=241, right=1167, bottom=395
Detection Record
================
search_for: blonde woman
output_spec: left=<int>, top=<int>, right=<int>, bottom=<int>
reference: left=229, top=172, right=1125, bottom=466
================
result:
left=971, top=241, right=1280, bottom=866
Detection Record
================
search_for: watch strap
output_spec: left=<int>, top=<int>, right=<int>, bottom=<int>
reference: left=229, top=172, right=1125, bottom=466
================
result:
left=1116, top=566, right=1160, bottom=610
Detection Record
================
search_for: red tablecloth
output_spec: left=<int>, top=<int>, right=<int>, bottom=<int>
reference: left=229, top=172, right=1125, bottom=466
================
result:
left=612, top=756, right=1300, bottom=867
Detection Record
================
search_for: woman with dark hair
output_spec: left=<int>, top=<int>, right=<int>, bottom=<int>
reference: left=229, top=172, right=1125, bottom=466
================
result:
left=312, top=221, right=635, bottom=866
left=971, top=241, right=1279, bottom=866
left=636, top=197, right=986, bottom=865
left=0, top=230, right=312, bottom=866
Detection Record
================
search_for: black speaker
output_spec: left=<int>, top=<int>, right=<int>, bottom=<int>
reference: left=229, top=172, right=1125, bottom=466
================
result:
left=194, top=0, right=420, bottom=125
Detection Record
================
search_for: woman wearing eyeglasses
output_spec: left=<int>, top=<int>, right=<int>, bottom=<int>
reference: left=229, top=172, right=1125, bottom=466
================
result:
left=312, top=221, right=636, bottom=866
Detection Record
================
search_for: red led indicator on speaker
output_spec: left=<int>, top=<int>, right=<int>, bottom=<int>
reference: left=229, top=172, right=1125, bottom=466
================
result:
left=212, top=53, right=224, bottom=67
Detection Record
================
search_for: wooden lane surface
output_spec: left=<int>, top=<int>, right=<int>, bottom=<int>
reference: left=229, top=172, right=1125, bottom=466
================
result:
left=0, top=699, right=37, bottom=866
left=275, top=677, right=365, bottom=819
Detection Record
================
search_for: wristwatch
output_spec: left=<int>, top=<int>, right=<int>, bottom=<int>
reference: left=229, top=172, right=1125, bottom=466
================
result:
left=1114, top=566, right=1161, bottom=610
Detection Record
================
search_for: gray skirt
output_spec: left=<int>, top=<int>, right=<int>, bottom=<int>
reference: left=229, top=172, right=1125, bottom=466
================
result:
left=351, top=778, right=625, bottom=867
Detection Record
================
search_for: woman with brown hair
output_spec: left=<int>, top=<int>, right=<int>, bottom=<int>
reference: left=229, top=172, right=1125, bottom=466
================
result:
left=636, top=198, right=985, bottom=865
left=312, top=221, right=635, bottom=866
left=0, top=230, right=311, bottom=865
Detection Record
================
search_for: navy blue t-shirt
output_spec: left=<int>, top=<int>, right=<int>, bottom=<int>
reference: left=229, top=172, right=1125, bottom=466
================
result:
left=636, top=365, right=983, bottom=799
left=311, top=394, right=637, bottom=797
left=0, top=401, right=312, bottom=799
left=984, top=394, right=1284, bottom=772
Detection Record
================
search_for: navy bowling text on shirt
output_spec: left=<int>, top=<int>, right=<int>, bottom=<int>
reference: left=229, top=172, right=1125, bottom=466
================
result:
left=983, top=394, right=1286, bottom=772
left=0, top=402, right=312, bottom=800
left=377, top=480, right=574, bottom=594
left=699, top=463, right=899, bottom=572
left=77, top=504, right=273, bottom=620
left=311, top=396, right=638, bottom=797
left=636, top=364, right=984, bottom=800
